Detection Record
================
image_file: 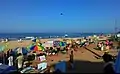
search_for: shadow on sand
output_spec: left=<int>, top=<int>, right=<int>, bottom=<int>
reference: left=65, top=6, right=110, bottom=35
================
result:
left=67, top=60, right=104, bottom=73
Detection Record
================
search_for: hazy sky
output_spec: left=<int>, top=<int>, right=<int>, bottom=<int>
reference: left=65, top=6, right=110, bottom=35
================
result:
left=0, top=0, right=120, bottom=33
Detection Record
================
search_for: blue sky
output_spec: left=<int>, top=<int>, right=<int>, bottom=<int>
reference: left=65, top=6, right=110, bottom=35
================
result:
left=0, top=0, right=120, bottom=33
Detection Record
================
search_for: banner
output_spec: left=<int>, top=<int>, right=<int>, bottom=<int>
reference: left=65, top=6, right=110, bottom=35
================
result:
left=39, top=55, right=46, bottom=62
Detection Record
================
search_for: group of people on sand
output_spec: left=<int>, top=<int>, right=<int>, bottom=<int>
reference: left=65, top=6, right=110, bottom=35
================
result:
left=0, top=49, right=24, bottom=70
left=0, top=36, right=116, bottom=73
left=97, top=40, right=113, bottom=51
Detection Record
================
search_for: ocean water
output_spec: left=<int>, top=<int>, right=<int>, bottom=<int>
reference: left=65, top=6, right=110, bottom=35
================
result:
left=0, top=33, right=105, bottom=39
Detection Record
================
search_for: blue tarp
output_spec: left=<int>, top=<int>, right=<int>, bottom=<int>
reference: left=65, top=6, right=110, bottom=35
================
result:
left=55, top=61, right=66, bottom=73
left=114, top=51, right=120, bottom=73
left=0, top=65, right=17, bottom=73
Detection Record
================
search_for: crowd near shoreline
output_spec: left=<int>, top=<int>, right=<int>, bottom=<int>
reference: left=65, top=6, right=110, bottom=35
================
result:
left=0, top=34, right=120, bottom=73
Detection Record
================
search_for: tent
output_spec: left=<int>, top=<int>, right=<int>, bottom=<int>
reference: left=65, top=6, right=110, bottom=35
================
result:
left=0, top=65, right=17, bottom=73
left=114, top=51, right=120, bottom=73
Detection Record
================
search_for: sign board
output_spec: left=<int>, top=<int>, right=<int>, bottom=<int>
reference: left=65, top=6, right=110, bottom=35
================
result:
left=39, top=55, right=46, bottom=62
left=37, top=62, right=47, bottom=70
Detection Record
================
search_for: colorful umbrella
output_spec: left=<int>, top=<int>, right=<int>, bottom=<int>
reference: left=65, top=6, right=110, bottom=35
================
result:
left=32, top=38, right=40, bottom=43
left=27, top=43, right=35, bottom=51
left=59, top=42, right=66, bottom=47
left=30, top=45, right=44, bottom=51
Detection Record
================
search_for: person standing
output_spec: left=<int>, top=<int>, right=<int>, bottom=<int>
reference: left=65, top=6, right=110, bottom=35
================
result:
left=16, top=53, right=24, bottom=70
left=8, top=54, right=13, bottom=66
left=69, top=50, right=74, bottom=69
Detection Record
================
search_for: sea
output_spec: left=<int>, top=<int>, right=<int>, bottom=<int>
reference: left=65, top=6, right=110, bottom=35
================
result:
left=0, top=33, right=108, bottom=40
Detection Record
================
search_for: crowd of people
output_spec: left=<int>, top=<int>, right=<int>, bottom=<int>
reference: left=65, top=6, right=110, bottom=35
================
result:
left=0, top=49, right=24, bottom=71
left=0, top=36, right=118, bottom=73
left=97, top=40, right=113, bottom=51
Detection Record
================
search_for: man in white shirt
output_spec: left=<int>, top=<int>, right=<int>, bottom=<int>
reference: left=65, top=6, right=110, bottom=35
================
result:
left=8, top=54, right=13, bottom=66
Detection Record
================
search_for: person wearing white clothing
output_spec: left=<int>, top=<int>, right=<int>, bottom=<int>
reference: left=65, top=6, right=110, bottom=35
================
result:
left=8, top=55, right=13, bottom=66
left=16, top=53, right=23, bottom=69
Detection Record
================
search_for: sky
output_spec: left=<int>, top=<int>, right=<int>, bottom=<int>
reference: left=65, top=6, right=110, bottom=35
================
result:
left=0, top=0, right=120, bottom=33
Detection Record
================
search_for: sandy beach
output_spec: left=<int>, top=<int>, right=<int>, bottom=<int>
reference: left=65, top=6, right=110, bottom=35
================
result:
left=0, top=37, right=119, bottom=73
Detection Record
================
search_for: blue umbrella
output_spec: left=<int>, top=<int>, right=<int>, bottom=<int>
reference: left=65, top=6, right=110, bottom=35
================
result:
left=12, top=47, right=19, bottom=56
left=114, top=51, right=120, bottom=73
left=22, top=47, right=28, bottom=55
left=30, top=46, right=35, bottom=50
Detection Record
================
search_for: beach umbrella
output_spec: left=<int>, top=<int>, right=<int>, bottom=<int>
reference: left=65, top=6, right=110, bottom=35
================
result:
left=53, top=41, right=60, bottom=47
left=114, top=51, right=120, bottom=73
left=32, top=38, right=40, bottom=43
left=12, top=47, right=19, bottom=56
left=27, top=43, right=35, bottom=51
left=0, top=46, right=5, bottom=52
left=21, top=47, right=28, bottom=55
left=30, top=45, right=44, bottom=51
left=59, top=41, right=66, bottom=47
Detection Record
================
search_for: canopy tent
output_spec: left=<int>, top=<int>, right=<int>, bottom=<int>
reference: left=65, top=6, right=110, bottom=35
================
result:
left=114, top=51, right=120, bottom=73
left=0, top=65, right=17, bottom=73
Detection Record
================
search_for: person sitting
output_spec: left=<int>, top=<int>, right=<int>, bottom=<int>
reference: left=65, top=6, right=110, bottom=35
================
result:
left=102, top=52, right=115, bottom=74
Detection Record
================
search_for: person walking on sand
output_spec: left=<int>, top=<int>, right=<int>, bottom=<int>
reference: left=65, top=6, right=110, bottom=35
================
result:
left=69, top=50, right=74, bottom=69
left=8, top=54, right=13, bottom=66
left=16, top=53, right=24, bottom=70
